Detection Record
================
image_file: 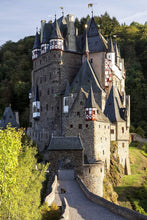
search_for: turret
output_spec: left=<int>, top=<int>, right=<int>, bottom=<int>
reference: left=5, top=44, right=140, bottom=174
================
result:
left=114, top=41, right=121, bottom=67
left=32, top=30, right=41, bottom=60
left=50, top=17, right=64, bottom=51
left=85, top=86, right=97, bottom=121
left=41, top=25, right=50, bottom=54
left=32, top=85, right=40, bottom=120
left=107, top=36, right=115, bottom=65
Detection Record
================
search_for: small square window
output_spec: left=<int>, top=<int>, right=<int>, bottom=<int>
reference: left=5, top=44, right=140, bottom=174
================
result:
left=79, top=124, right=82, bottom=129
left=70, top=124, right=73, bottom=128
left=77, top=112, right=80, bottom=116
left=111, top=129, right=114, bottom=134
left=86, top=124, right=88, bottom=128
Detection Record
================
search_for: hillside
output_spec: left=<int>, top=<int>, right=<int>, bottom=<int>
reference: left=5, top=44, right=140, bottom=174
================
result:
left=115, top=142, right=147, bottom=215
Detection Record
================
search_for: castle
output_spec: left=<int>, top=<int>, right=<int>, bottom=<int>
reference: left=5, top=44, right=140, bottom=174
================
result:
left=27, top=14, right=131, bottom=197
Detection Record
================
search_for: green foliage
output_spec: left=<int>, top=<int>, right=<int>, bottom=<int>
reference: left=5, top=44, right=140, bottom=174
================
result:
left=135, top=126, right=145, bottom=137
left=41, top=202, right=61, bottom=220
left=0, top=125, right=48, bottom=220
left=0, top=36, right=34, bottom=127
left=115, top=142, right=147, bottom=215
left=103, top=141, right=124, bottom=204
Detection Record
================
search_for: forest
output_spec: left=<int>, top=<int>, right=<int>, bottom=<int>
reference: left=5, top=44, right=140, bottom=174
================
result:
left=0, top=12, right=147, bottom=136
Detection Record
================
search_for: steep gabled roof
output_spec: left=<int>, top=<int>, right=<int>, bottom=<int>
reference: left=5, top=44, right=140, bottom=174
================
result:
left=48, top=136, right=83, bottom=150
left=86, top=17, right=108, bottom=52
left=50, top=18, right=63, bottom=39
left=70, top=59, right=104, bottom=94
left=33, top=31, right=40, bottom=49
left=104, top=86, right=124, bottom=122
left=0, top=107, right=19, bottom=129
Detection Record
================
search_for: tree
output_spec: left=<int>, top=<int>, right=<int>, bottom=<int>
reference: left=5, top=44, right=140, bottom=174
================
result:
left=0, top=125, right=48, bottom=220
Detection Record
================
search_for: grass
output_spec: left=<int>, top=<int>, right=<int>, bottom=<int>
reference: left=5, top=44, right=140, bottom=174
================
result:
left=114, top=142, right=147, bottom=215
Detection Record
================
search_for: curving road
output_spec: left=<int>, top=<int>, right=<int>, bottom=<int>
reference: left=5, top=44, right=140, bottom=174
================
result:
left=54, top=169, right=127, bottom=220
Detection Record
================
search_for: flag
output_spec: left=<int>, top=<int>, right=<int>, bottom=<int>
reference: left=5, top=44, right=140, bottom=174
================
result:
left=88, top=3, right=93, bottom=8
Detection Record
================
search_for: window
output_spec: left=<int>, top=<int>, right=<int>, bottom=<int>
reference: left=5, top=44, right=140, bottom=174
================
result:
left=111, top=129, right=114, bottom=134
left=103, top=150, right=105, bottom=155
left=79, top=124, right=82, bottom=129
left=46, top=104, right=48, bottom=111
left=48, top=89, right=50, bottom=95
left=86, top=124, right=88, bottom=128
left=122, top=127, right=124, bottom=133
left=40, top=90, right=41, bottom=96
left=93, top=110, right=95, bottom=114
left=77, top=112, right=80, bottom=116
left=70, top=124, right=73, bottom=128
left=122, top=143, right=125, bottom=148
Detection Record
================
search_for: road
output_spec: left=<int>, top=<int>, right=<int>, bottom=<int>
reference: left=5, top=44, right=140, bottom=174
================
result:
left=54, top=169, right=127, bottom=220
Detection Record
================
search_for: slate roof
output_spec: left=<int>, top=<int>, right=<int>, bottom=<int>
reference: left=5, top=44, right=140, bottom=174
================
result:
left=33, top=31, right=40, bottom=49
left=70, top=59, right=104, bottom=94
left=50, top=18, right=63, bottom=39
left=86, top=17, right=108, bottom=52
left=57, top=16, right=67, bottom=38
left=104, top=86, right=124, bottom=122
left=85, top=85, right=97, bottom=108
left=42, top=23, right=52, bottom=44
left=85, top=86, right=109, bottom=122
left=48, top=136, right=83, bottom=150
left=0, top=107, right=19, bottom=129
left=33, top=85, right=40, bottom=102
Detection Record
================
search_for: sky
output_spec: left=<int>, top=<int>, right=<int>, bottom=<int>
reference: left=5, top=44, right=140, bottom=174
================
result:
left=0, top=0, right=147, bottom=46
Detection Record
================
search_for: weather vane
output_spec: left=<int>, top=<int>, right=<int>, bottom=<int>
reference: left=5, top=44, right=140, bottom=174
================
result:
left=60, top=7, right=64, bottom=16
left=88, top=3, right=94, bottom=17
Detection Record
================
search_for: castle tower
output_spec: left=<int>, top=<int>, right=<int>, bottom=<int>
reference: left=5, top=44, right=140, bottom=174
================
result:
left=41, top=25, right=50, bottom=54
left=50, top=17, right=64, bottom=50
left=32, top=30, right=41, bottom=60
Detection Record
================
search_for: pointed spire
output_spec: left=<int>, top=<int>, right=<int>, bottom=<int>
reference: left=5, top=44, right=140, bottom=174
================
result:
left=108, top=36, right=114, bottom=52
left=33, top=30, right=40, bottom=49
left=104, top=85, right=124, bottom=122
left=84, top=24, right=89, bottom=60
left=85, top=84, right=97, bottom=108
left=51, top=17, right=63, bottom=39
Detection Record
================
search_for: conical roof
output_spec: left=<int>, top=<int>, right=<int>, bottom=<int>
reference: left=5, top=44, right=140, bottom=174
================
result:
left=108, top=36, right=114, bottom=52
left=104, top=85, right=124, bottom=122
left=42, top=23, right=52, bottom=44
left=50, top=18, right=63, bottom=39
left=85, top=85, right=97, bottom=108
left=33, top=31, right=40, bottom=49
left=0, top=107, right=19, bottom=129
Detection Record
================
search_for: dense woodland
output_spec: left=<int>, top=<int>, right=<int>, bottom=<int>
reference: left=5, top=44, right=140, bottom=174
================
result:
left=0, top=12, right=147, bottom=136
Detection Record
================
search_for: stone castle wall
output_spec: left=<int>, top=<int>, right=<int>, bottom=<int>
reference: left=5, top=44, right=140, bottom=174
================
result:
left=31, top=50, right=82, bottom=150
left=80, top=162, right=104, bottom=197
left=64, top=90, right=111, bottom=167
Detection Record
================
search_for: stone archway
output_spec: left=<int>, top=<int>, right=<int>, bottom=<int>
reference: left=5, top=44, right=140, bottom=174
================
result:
left=58, top=157, right=75, bottom=169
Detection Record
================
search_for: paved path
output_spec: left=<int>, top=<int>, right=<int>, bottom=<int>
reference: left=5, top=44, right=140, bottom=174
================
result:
left=54, top=169, right=127, bottom=220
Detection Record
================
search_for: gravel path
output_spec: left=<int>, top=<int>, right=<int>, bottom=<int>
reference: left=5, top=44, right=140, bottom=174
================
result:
left=54, top=169, right=127, bottom=220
